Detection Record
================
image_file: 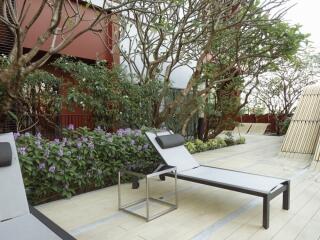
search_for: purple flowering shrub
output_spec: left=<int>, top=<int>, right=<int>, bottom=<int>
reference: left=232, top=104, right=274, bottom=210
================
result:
left=16, top=127, right=161, bottom=204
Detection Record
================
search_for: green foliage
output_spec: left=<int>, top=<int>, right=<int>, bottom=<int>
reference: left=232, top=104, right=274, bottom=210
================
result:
left=16, top=127, right=161, bottom=204
left=280, top=117, right=291, bottom=135
left=23, top=70, right=62, bottom=115
left=236, top=136, right=246, bottom=145
left=54, top=58, right=161, bottom=129
left=185, top=134, right=244, bottom=154
left=224, top=132, right=235, bottom=146
left=0, top=82, right=5, bottom=105
left=200, top=3, right=308, bottom=138
left=0, top=53, right=62, bottom=130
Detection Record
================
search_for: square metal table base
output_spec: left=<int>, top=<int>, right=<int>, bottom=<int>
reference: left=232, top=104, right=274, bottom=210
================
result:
left=118, top=167, right=178, bottom=221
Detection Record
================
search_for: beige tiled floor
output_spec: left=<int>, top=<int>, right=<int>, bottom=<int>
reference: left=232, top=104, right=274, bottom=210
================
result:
left=37, top=135, right=320, bottom=240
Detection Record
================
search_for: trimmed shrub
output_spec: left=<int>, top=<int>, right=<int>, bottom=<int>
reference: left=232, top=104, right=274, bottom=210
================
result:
left=185, top=135, right=245, bottom=154
left=15, top=127, right=161, bottom=204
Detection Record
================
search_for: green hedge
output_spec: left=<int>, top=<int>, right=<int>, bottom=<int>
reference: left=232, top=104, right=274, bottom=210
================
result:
left=15, top=128, right=245, bottom=204
left=16, top=127, right=161, bottom=204
left=185, top=135, right=245, bottom=154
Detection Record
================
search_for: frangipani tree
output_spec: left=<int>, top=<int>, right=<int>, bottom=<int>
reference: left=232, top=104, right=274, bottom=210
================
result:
left=118, top=0, right=308, bottom=136
left=252, top=48, right=320, bottom=134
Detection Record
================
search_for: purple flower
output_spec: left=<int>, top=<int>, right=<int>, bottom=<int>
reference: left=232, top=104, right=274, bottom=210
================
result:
left=49, top=165, right=56, bottom=173
left=44, top=149, right=50, bottom=158
left=116, top=128, right=127, bottom=136
left=81, top=137, right=88, bottom=143
left=18, top=147, right=27, bottom=156
left=67, top=124, right=74, bottom=130
left=38, top=163, right=46, bottom=170
left=62, top=137, right=67, bottom=143
left=35, top=140, right=42, bottom=149
left=36, top=132, right=42, bottom=139
left=143, top=144, right=149, bottom=150
left=130, top=140, right=135, bottom=145
left=54, top=138, right=60, bottom=144
left=134, top=129, right=142, bottom=136
left=76, top=141, right=82, bottom=148
left=58, top=147, right=64, bottom=157
left=124, top=128, right=132, bottom=135
left=105, top=132, right=112, bottom=138
left=94, top=126, right=103, bottom=132
left=88, top=142, right=95, bottom=150
left=66, top=139, right=72, bottom=146
left=14, top=132, right=21, bottom=140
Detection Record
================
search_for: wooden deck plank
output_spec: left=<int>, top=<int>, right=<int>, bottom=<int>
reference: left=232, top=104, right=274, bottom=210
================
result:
left=35, top=135, right=319, bottom=240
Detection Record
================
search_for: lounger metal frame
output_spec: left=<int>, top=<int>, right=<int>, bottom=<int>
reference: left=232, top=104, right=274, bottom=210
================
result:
left=158, top=165, right=289, bottom=229
left=118, top=166, right=178, bottom=221
left=29, top=206, right=76, bottom=240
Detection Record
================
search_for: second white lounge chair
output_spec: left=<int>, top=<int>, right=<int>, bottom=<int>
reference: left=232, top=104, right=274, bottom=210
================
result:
left=145, top=131, right=290, bottom=229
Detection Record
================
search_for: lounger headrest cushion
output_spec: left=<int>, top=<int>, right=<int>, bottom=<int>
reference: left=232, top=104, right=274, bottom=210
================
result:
left=0, top=142, right=12, bottom=167
left=155, top=134, right=185, bottom=149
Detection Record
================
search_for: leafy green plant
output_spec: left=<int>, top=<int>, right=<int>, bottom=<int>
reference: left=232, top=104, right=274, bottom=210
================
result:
left=224, top=132, right=235, bottom=146
left=54, top=57, right=162, bottom=129
left=236, top=136, right=246, bottom=144
left=280, top=117, right=291, bottom=135
left=184, top=141, right=197, bottom=154
left=16, top=127, right=161, bottom=204
left=184, top=135, right=244, bottom=154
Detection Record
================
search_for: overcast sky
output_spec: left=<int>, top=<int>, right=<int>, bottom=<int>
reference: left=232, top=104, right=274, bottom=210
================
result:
left=284, top=0, right=320, bottom=52
left=91, top=0, right=320, bottom=52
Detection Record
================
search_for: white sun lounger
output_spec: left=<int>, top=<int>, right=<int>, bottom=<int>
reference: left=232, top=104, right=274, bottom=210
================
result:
left=145, top=131, right=290, bottom=229
left=248, top=123, right=270, bottom=135
left=233, top=122, right=252, bottom=134
left=0, top=133, right=75, bottom=240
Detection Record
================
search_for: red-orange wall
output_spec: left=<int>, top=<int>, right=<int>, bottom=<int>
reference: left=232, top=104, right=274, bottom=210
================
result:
left=17, top=0, right=115, bottom=63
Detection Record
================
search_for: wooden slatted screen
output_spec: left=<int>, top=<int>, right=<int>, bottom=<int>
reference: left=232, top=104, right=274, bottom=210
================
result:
left=281, top=84, right=320, bottom=161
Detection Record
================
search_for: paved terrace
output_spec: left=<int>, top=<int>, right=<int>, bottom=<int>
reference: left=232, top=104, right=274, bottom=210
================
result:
left=37, top=135, right=320, bottom=240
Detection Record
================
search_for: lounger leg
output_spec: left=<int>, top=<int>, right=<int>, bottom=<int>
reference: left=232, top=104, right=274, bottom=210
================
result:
left=159, top=175, right=166, bottom=181
left=283, top=181, right=290, bottom=210
left=263, top=196, right=270, bottom=229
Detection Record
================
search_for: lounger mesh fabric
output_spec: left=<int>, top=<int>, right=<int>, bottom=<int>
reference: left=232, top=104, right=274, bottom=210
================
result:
left=0, top=133, right=30, bottom=222
left=145, top=132, right=199, bottom=172
left=0, top=214, right=61, bottom=240
left=178, top=166, right=284, bottom=193
left=0, top=133, right=63, bottom=240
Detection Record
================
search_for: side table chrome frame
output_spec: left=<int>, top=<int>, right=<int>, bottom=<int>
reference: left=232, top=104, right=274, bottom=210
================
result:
left=118, top=166, right=178, bottom=221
